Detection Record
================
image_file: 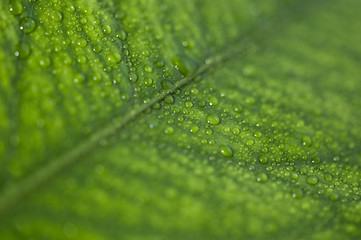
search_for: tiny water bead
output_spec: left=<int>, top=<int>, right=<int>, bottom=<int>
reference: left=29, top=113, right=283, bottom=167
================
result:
left=208, top=96, right=219, bottom=106
left=15, top=42, right=31, bottom=59
left=164, top=95, right=174, bottom=104
left=219, top=145, right=233, bottom=158
left=161, top=80, right=174, bottom=90
left=129, top=72, right=138, bottom=82
left=106, top=52, right=122, bottom=63
left=9, top=0, right=23, bottom=16
left=143, top=77, right=153, bottom=87
left=75, top=38, right=87, bottom=48
left=92, top=43, right=102, bottom=53
left=306, top=175, right=319, bottom=185
left=144, top=66, right=153, bottom=73
left=190, top=125, right=199, bottom=133
left=256, top=173, right=268, bottom=183
left=19, top=17, right=37, bottom=34
left=172, top=56, right=189, bottom=76
left=206, top=113, right=221, bottom=125
left=301, top=135, right=312, bottom=147
left=185, top=101, right=193, bottom=108
left=102, top=25, right=112, bottom=35
left=258, top=155, right=268, bottom=164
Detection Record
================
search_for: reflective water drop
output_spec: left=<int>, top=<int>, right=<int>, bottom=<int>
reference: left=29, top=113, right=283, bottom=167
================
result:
left=206, top=113, right=220, bottom=125
left=143, top=77, right=153, bottom=87
left=144, top=65, right=153, bottom=73
left=129, top=72, right=138, bottom=82
left=256, top=173, right=268, bottom=183
left=102, top=25, right=112, bottom=35
left=161, top=80, right=174, bottom=90
left=75, top=38, right=87, bottom=48
left=106, top=52, right=121, bottom=63
left=19, top=17, right=37, bottom=34
left=185, top=101, right=193, bottom=108
left=219, top=145, right=233, bottom=157
left=258, top=155, right=268, bottom=164
left=92, top=43, right=102, bottom=53
left=190, top=125, right=199, bottom=133
left=164, top=126, right=174, bottom=135
left=306, top=175, right=319, bottom=185
left=172, top=56, right=189, bottom=76
left=15, top=42, right=31, bottom=59
left=164, top=95, right=174, bottom=104
left=301, top=135, right=312, bottom=147
left=9, top=0, right=23, bottom=16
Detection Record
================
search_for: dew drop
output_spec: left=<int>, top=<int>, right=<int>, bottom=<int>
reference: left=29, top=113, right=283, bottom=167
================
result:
left=206, top=113, right=221, bottom=125
left=115, top=30, right=127, bottom=40
left=190, top=125, right=199, bottom=133
left=306, top=175, right=319, bottom=185
left=164, top=95, right=174, bottom=104
left=246, top=139, right=254, bottom=146
left=19, top=17, right=37, bottom=34
left=219, top=145, right=233, bottom=158
left=258, top=155, right=268, bottom=164
left=161, top=80, right=174, bottom=90
left=106, top=52, right=121, bottom=63
left=164, top=126, right=174, bottom=135
left=301, top=135, right=312, bottom=147
left=92, top=43, right=102, bottom=53
left=208, top=96, right=219, bottom=106
left=75, top=38, right=87, bottom=48
left=102, top=25, right=112, bottom=35
left=50, top=10, right=63, bottom=22
left=185, top=101, right=193, bottom=108
left=15, top=42, right=31, bottom=59
left=172, top=56, right=189, bottom=76
left=9, top=0, right=23, bottom=16
left=143, top=77, right=153, bottom=87
left=129, top=72, right=138, bottom=82
left=256, top=173, right=268, bottom=183
left=144, top=65, right=153, bottom=73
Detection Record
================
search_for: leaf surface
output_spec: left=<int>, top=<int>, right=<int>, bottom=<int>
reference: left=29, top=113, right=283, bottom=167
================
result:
left=0, top=0, right=361, bottom=239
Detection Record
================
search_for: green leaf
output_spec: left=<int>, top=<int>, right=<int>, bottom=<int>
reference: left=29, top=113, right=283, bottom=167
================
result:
left=1, top=0, right=361, bottom=239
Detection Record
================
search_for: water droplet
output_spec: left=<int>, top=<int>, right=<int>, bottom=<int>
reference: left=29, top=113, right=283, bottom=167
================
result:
left=185, top=101, right=193, bottom=108
left=219, top=145, right=233, bottom=157
left=75, top=38, right=87, bottom=48
left=206, top=113, right=221, bottom=125
left=102, top=25, right=112, bottom=35
left=15, top=42, right=31, bottom=59
left=164, top=95, right=174, bottom=104
left=323, top=173, right=333, bottom=182
left=172, top=56, right=189, bottom=76
left=306, top=175, right=319, bottom=185
left=50, top=10, right=63, bottom=22
left=301, top=135, right=312, bottom=147
left=291, top=189, right=304, bottom=199
left=164, top=126, right=174, bottom=135
left=190, top=125, right=199, bottom=133
left=144, top=65, right=153, bottom=73
left=9, top=0, right=23, bottom=16
left=143, top=77, right=153, bottom=87
left=258, top=155, right=268, bottom=164
left=256, top=173, right=268, bottom=183
left=208, top=96, right=219, bottom=106
left=115, top=30, right=127, bottom=40
left=246, top=139, right=254, bottom=146
left=161, top=80, right=174, bottom=90
left=254, top=131, right=262, bottom=138
left=106, top=52, right=121, bottom=63
left=92, top=43, right=102, bottom=53
left=19, top=17, right=37, bottom=34
left=129, top=72, right=138, bottom=82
